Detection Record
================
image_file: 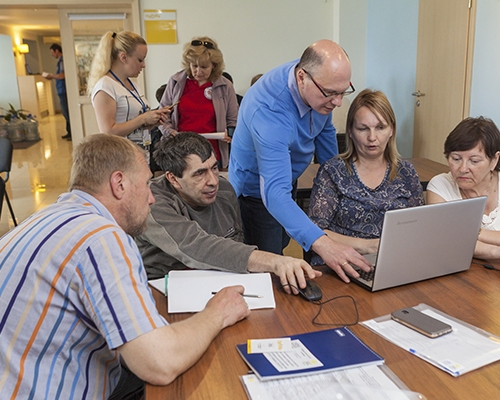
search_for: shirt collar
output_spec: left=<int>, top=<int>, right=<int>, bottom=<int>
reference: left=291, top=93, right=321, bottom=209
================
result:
left=288, top=63, right=311, bottom=118
left=60, top=189, right=119, bottom=226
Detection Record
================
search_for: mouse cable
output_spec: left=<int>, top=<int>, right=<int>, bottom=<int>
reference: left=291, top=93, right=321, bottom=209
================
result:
left=472, top=261, right=500, bottom=272
left=281, top=284, right=359, bottom=327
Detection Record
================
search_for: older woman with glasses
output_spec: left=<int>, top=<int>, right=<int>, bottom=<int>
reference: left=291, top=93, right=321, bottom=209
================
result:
left=427, top=117, right=500, bottom=259
left=158, top=36, right=238, bottom=168
left=308, top=89, right=424, bottom=263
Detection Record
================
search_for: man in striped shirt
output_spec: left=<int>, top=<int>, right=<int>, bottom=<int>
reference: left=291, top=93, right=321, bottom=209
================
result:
left=0, top=134, right=250, bottom=399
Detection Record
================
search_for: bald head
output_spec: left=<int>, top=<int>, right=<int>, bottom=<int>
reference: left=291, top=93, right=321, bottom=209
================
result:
left=297, top=40, right=349, bottom=76
left=296, top=40, right=352, bottom=114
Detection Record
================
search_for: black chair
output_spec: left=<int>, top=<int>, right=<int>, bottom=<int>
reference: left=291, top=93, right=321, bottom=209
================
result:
left=0, top=137, right=17, bottom=226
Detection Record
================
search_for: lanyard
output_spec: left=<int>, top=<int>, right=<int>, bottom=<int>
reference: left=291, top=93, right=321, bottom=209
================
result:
left=109, top=70, right=148, bottom=113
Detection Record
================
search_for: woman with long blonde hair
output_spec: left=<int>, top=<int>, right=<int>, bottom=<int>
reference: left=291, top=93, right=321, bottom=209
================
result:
left=88, top=31, right=170, bottom=164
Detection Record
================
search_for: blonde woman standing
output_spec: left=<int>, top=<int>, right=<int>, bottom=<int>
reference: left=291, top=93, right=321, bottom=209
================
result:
left=87, top=31, right=170, bottom=163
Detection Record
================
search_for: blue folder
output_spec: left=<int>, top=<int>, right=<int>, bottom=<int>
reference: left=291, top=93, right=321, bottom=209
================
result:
left=236, top=327, right=383, bottom=381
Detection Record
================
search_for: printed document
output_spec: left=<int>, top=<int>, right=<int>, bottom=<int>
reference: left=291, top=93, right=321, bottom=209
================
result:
left=362, top=303, right=500, bottom=376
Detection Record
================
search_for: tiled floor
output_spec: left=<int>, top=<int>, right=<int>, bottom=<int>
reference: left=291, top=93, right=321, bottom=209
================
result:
left=1, top=114, right=73, bottom=236
left=0, top=115, right=304, bottom=257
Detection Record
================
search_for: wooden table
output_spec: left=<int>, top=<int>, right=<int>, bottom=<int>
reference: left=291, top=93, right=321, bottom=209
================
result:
left=297, top=157, right=449, bottom=199
left=146, top=261, right=500, bottom=399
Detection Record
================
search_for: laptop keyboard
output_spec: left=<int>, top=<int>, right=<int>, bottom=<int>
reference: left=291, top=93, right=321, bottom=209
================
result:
left=354, top=266, right=375, bottom=282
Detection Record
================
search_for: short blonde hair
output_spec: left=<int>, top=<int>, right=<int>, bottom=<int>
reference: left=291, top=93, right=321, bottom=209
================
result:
left=342, top=89, right=400, bottom=180
left=69, top=134, right=146, bottom=195
left=181, top=36, right=225, bottom=82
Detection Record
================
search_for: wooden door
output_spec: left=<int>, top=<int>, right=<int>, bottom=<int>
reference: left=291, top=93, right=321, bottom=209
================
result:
left=412, top=0, right=476, bottom=163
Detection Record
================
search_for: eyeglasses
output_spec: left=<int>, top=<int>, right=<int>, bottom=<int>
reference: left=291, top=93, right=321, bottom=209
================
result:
left=302, top=69, right=355, bottom=98
left=191, top=40, right=215, bottom=50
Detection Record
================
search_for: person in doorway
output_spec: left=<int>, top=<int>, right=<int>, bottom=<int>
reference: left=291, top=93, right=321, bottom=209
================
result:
left=87, top=31, right=170, bottom=166
left=45, top=44, right=71, bottom=140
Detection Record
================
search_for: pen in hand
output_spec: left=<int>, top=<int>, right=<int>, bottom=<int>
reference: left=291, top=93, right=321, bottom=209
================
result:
left=211, top=291, right=263, bottom=298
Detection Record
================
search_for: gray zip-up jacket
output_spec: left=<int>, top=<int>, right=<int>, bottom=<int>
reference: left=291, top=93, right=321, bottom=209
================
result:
left=135, top=175, right=256, bottom=279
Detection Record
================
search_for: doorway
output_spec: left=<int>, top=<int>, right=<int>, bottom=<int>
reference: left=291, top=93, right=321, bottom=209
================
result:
left=412, top=0, right=476, bottom=163
left=58, top=6, right=140, bottom=144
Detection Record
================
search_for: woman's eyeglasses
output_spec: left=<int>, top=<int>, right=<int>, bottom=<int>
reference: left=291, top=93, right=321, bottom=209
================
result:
left=191, top=40, right=215, bottom=50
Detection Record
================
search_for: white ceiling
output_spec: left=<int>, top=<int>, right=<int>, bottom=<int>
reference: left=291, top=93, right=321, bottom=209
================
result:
left=0, top=7, right=61, bottom=34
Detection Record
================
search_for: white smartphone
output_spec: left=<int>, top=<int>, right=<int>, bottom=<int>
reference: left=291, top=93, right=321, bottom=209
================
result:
left=391, top=307, right=452, bottom=338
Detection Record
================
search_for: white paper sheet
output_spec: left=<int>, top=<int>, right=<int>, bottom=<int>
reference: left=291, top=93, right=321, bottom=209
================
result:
left=240, top=365, right=425, bottom=400
left=149, top=277, right=166, bottom=294
left=167, top=270, right=275, bottom=313
left=199, top=132, right=225, bottom=140
left=362, top=304, right=500, bottom=376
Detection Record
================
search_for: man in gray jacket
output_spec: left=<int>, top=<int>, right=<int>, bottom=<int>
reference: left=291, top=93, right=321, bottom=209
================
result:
left=135, top=132, right=320, bottom=294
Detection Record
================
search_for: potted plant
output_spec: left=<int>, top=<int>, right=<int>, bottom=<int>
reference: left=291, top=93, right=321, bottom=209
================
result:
left=1, top=104, right=38, bottom=142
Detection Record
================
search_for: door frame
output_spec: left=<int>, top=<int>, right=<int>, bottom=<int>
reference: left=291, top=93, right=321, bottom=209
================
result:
left=0, top=0, right=142, bottom=147
left=58, top=1, right=142, bottom=146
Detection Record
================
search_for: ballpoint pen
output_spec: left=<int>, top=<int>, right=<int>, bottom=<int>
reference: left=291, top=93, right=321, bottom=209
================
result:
left=211, top=291, right=263, bottom=298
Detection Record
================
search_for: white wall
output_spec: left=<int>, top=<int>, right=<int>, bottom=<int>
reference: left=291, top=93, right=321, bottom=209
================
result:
left=0, top=34, right=21, bottom=111
left=469, top=0, right=500, bottom=127
left=339, top=1, right=418, bottom=157
left=365, top=0, right=418, bottom=158
left=140, top=0, right=335, bottom=107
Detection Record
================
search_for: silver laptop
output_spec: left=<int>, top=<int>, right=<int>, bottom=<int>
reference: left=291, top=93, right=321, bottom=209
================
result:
left=352, top=197, right=486, bottom=292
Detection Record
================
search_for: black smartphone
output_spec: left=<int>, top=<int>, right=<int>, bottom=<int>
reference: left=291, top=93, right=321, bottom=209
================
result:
left=227, top=126, right=235, bottom=138
left=391, top=307, right=452, bottom=338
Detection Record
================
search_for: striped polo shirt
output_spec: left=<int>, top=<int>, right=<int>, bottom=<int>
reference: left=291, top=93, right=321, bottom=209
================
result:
left=0, top=190, right=167, bottom=399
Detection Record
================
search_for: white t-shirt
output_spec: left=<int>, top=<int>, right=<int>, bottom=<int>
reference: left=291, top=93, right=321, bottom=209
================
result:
left=427, top=172, right=500, bottom=230
left=91, top=75, right=150, bottom=147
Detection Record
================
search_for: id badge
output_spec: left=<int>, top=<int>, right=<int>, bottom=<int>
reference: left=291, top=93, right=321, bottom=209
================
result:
left=142, top=127, right=151, bottom=146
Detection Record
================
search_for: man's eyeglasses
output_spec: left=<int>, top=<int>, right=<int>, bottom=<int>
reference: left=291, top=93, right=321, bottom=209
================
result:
left=302, top=69, right=355, bottom=98
left=191, top=40, right=215, bottom=50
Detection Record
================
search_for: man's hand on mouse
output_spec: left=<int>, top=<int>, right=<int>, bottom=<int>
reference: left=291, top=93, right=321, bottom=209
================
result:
left=247, top=250, right=322, bottom=295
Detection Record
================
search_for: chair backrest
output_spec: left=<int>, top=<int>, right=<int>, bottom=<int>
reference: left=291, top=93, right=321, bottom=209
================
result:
left=0, top=137, right=13, bottom=182
left=0, top=176, right=5, bottom=216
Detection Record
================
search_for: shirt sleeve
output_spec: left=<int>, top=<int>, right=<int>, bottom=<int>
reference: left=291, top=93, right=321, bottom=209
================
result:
left=159, top=76, right=179, bottom=136
left=401, top=162, right=425, bottom=207
left=75, top=229, right=167, bottom=350
left=313, top=119, right=338, bottom=164
left=426, top=172, right=461, bottom=201
left=251, top=107, right=325, bottom=250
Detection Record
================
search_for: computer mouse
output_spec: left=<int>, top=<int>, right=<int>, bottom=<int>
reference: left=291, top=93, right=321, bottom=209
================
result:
left=299, top=280, right=322, bottom=302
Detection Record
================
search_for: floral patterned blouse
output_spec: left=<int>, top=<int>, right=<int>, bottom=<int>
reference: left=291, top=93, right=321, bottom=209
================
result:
left=308, top=157, right=424, bottom=264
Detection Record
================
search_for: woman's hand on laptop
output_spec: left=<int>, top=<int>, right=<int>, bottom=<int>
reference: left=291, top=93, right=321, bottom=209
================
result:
left=311, top=235, right=372, bottom=283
